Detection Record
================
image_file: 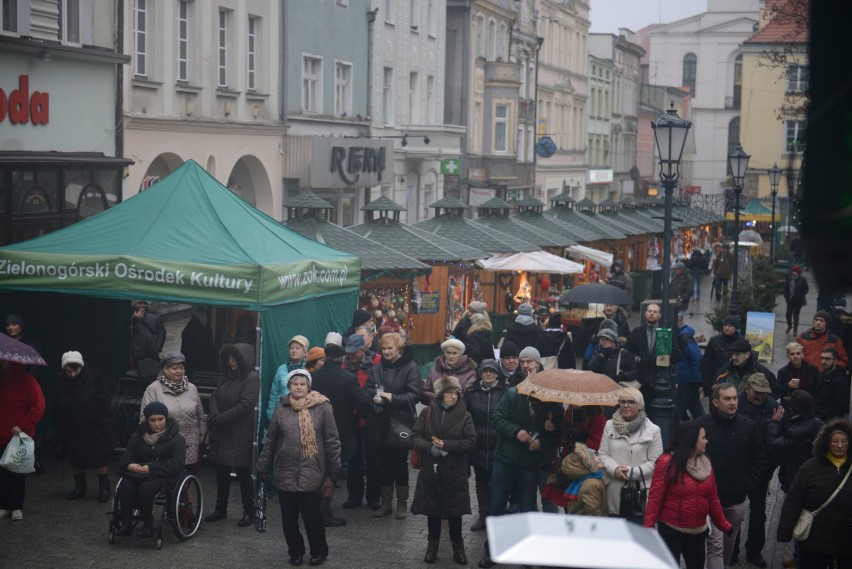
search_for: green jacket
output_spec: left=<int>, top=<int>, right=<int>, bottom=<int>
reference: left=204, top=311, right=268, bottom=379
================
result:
left=491, top=387, right=562, bottom=469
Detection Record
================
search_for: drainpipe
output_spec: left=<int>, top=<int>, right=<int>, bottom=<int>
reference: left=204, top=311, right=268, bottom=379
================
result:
left=532, top=36, right=544, bottom=193
left=460, top=0, right=471, bottom=210
left=115, top=1, right=124, bottom=165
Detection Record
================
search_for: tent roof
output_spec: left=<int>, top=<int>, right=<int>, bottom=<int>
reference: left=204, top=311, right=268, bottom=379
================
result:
left=477, top=251, right=584, bottom=274
left=0, top=160, right=360, bottom=309
left=511, top=210, right=594, bottom=244
left=283, top=216, right=430, bottom=272
left=348, top=217, right=485, bottom=261
left=283, top=189, right=335, bottom=209
left=414, top=215, right=541, bottom=254
left=479, top=197, right=512, bottom=210
left=362, top=196, right=407, bottom=212
left=473, top=215, right=572, bottom=248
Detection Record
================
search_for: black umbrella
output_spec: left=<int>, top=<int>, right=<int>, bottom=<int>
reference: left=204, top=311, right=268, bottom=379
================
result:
left=558, top=283, right=633, bottom=306
left=0, top=333, right=47, bottom=366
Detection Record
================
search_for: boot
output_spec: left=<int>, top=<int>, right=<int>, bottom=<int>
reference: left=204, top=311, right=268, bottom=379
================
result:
left=471, top=487, right=489, bottom=532
left=373, top=486, right=394, bottom=517
left=793, top=315, right=799, bottom=335
left=98, top=474, right=111, bottom=503
left=67, top=474, right=87, bottom=500
left=452, top=540, right=468, bottom=565
left=424, top=538, right=440, bottom=563
left=394, top=485, right=409, bottom=519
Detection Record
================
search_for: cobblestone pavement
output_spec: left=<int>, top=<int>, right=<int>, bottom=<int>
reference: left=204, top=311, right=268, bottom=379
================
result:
left=1, top=270, right=837, bottom=569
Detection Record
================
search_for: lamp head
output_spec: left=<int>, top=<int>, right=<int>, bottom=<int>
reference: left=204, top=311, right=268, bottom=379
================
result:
left=768, top=163, right=782, bottom=191
left=651, top=104, right=691, bottom=181
left=728, top=144, right=750, bottom=188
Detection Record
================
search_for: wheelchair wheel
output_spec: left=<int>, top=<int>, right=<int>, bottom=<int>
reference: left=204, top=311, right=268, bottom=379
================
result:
left=156, top=533, right=163, bottom=550
left=108, top=478, right=125, bottom=544
left=171, top=474, right=203, bottom=540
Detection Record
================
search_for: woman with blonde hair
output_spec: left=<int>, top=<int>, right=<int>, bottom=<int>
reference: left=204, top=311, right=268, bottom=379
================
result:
left=598, top=386, right=663, bottom=519
left=466, top=313, right=493, bottom=365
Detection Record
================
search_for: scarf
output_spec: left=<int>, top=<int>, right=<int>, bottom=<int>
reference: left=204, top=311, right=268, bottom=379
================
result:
left=287, top=358, right=306, bottom=373
left=157, top=370, right=188, bottom=394
left=289, top=391, right=329, bottom=458
left=827, top=452, right=848, bottom=470
left=685, top=454, right=712, bottom=481
left=562, top=471, right=603, bottom=501
left=612, top=410, right=646, bottom=436
left=143, top=426, right=169, bottom=446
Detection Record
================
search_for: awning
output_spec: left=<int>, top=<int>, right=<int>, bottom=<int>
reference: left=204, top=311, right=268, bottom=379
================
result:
left=566, top=245, right=613, bottom=267
left=476, top=251, right=584, bottom=274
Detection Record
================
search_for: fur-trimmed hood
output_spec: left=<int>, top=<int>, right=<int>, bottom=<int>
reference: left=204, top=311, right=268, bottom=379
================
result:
left=218, top=343, right=256, bottom=379
left=812, top=417, right=852, bottom=458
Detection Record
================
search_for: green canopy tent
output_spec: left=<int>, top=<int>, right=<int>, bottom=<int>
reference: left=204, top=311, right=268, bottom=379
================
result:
left=0, top=160, right=360, bottom=426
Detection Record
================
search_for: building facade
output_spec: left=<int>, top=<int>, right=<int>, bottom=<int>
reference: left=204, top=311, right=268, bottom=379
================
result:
left=586, top=53, right=613, bottom=200
left=638, top=0, right=759, bottom=195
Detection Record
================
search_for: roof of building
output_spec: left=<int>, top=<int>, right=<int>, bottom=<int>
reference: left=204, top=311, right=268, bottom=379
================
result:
left=348, top=217, right=485, bottom=262
left=414, top=215, right=540, bottom=254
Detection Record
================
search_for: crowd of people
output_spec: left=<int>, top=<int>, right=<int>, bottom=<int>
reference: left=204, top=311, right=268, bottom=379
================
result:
left=1, top=263, right=852, bottom=569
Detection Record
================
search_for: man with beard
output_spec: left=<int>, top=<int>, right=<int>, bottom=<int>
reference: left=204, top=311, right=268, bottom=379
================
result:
left=813, top=347, right=851, bottom=421
left=713, top=338, right=778, bottom=396
left=605, top=260, right=632, bottom=296
left=496, top=341, right=524, bottom=387
left=670, top=262, right=692, bottom=312
left=702, top=316, right=742, bottom=398
left=602, top=303, right=630, bottom=340
left=797, top=311, right=848, bottom=370
left=626, top=303, right=679, bottom=406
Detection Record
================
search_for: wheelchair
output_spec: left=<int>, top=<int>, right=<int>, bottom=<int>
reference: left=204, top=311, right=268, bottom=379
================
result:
left=108, top=473, right=203, bottom=549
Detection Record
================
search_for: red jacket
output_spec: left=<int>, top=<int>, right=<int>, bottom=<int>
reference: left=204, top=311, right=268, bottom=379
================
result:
left=797, top=328, right=848, bottom=369
left=643, top=453, right=731, bottom=533
left=0, top=363, right=46, bottom=447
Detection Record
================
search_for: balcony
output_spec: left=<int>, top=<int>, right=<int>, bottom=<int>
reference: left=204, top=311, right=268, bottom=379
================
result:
left=484, top=61, right=521, bottom=87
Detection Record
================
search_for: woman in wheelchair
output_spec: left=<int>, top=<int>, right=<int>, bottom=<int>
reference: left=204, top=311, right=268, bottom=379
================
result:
left=116, top=401, right=186, bottom=538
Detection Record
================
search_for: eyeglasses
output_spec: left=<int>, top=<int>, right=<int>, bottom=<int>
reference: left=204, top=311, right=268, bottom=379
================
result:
left=821, top=356, right=836, bottom=361
left=618, top=400, right=637, bottom=407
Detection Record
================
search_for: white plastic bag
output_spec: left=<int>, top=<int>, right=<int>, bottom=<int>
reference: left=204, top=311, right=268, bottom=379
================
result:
left=0, top=432, right=36, bottom=474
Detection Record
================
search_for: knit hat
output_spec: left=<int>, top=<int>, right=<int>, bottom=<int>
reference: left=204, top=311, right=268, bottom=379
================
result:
left=746, top=373, right=772, bottom=394
left=160, top=351, right=185, bottom=366
left=323, top=343, right=346, bottom=358
left=434, top=375, right=462, bottom=396
left=519, top=346, right=542, bottom=365
left=325, top=331, right=343, bottom=347
left=352, top=309, right=373, bottom=328
left=61, top=351, right=85, bottom=368
left=143, top=401, right=169, bottom=419
left=4, top=313, right=23, bottom=326
left=599, top=318, right=618, bottom=334
left=547, top=313, right=563, bottom=329
left=789, top=390, right=814, bottom=416
left=729, top=338, right=752, bottom=353
left=468, top=301, right=487, bottom=313
left=791, top=265, right=802, bottom=274
left=345, top=334, right=366, bottom=353
left=500, top=341, right=520, bottom=359
left=518, top=304, right=533, bottom=317
left=598, top=328, right=618, bottom=343
left=479, top=359, right=499, bottom=374
left=288, top=335, right=309, bottom=349
left=286, top=368, right=312, bottom=387
left=722, top=315, right=741, bottom=328
left=673, top=261, right=685, bottom=270
left=441, top=338, right=466, bottom=355
left=814, top=311, right=831, bottom=324
left=307, top=347, right=326, bottom=362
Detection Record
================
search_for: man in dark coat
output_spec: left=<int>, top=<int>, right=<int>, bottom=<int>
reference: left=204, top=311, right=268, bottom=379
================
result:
left=777, top=341, right=820, bottom=397
left=588, top=329, right=639, bottom=386
left=699, top=383, right=767, bottom=569
left=713, top=338, right=778, bottom=397
left=702, top=315, right=741, bottom=396
left=783, top=265, right=809, bottom=334
left=669, top=262, right=691, bottom=312
left=534, top=313, right=575, bottom=369
left=602, top=303, right=630, bottom=340
left=813, top=346, right=851, bottom=421
left=766, top=390, right=823, bottom=492
left=496, top=341, right=524, bottom=387
left=130, top=301, right=166, bottom=364
left=625, top=303, right=680, bottom=406
left=503, top=304, right=542, bottom=352
left=342, top=309, right=378, bottom=353
left=310, top=342, right=372, bottom=527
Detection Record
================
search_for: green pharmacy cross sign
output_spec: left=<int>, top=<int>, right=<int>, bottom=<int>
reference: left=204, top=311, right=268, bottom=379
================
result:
left=440, top=158, right=460, bottom=175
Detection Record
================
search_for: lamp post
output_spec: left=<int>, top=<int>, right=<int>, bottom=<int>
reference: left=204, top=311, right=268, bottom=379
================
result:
left=728, top=144, right=751, bottom=317
left=651, top=105, right=691, bottom=445
left=785, top=168, right=798, bottom=241
left=768, top=163, right=781, bottom=262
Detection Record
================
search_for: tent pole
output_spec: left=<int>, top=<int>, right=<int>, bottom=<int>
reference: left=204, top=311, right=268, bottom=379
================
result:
left=252, top=312, right=263, bottom=476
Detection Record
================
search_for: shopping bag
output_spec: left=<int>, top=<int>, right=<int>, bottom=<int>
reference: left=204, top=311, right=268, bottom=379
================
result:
left=0, top=433, right=36, bottom=474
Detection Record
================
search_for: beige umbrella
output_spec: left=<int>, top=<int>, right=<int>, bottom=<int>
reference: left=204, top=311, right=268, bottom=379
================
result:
left=515, top=369, right=621, bottom=407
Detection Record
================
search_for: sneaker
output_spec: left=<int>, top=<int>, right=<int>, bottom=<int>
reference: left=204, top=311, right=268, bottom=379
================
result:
left=11, top=510, right=23, bottom=521
left=0, top=509, right=10, bottom=519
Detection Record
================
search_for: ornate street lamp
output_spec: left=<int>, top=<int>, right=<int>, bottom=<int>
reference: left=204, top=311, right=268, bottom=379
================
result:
left=728, top=144, right=751, bottom=317
left=650, top=104, right=691, bottom=444
left=785, top=167, right=798, bottom=240
left=768, top=163, right=782, bottom=262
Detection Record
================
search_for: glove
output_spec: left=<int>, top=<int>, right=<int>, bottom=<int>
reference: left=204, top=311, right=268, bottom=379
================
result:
left=256, top=472, right=267, bottom=483
left=430, top=445, right=448, bottom=458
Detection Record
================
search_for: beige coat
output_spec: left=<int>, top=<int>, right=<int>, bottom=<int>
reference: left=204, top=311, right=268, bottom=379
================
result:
left=141, top=380, right=206, bottom=465
left=598, top=416, right=663, bottom=516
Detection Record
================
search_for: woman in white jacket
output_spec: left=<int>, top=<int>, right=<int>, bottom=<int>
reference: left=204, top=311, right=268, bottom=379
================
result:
left=598, top=387, right=663, bottom=518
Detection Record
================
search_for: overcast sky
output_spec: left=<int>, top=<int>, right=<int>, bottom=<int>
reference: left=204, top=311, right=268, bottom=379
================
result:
left=589, top=0, right=708, bottom=34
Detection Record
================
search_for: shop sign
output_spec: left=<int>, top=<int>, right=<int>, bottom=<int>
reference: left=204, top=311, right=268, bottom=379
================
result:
left=419, top=292, right=440, bottom=314
left=0, top=75, right=49, bottom=126
left=588, top=169, right=613, bottom=184
left=310, top=138, right=394, bottom=189
left=440, top=158, right=460, bottom=175
left=468, top=168, right=487, bottom=182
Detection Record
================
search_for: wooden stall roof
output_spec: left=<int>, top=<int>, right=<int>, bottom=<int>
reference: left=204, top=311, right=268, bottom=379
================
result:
left=349, top=217, right=485, bottom=262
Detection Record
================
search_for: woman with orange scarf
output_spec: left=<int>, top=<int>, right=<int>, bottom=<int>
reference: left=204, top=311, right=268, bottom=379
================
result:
left=257, top=370, right=341, bottom=566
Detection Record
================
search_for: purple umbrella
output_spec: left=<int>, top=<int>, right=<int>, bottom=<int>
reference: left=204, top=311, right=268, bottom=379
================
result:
left=0, top=333, right=47, bottom=366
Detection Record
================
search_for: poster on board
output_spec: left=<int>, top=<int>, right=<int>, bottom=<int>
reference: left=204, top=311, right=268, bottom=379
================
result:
left=745, top=311, right=775, bottom=363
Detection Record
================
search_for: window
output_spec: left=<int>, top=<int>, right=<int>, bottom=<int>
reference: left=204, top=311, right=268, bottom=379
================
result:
left=409, top=72, right=419, bottom=123
left=247, top=16, right=258, bottom=91
left=335, top=61, right=352, bottom=116
left=427, top=0, right=436, bottom=36
left=732, top=54, right=742, bottom=108
left=218, top=9, right=229, bottom=88
left=410, top=0, right=419, bottom=31
left=176, top=1, right=189, bottom=82
left=384, top=0, right=394, bottom=24
left=497, top=23, right=507, bottom=60
left=303, top=55, right=322, bottom=112
left=682, top=52, right=697, bottom=96
left=785, top=120, right=806, bottom=153
left=494, top=104, right=508, bottom=153
left=475, top=16, right=485, bottom=58
left=426, top=75, right=435, bottom=124
left=382, top=67, right=394, bottom=125
left=1, top=0, right=18, bottom=32
left=786, top=65, right=809, bottom=94
left=134, top=0, right=147, bottom=77
left=487, top=19, right=496, bottom=60
left=726, top=117, right=740, bottom=175
left=60, top=0, right=80, bottom=43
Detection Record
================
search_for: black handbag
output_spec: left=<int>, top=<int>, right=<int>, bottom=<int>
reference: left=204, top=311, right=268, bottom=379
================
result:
left=618, top=466, right=648, bottom=519
left=384, top=415, right=414, bottom=449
